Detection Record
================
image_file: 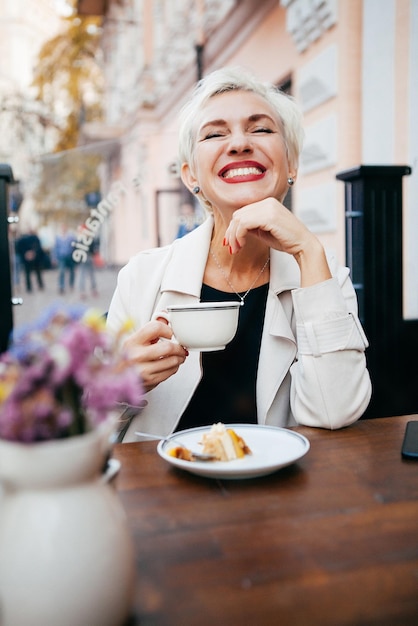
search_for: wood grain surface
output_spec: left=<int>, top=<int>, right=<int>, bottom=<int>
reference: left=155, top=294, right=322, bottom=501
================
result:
left=113, top=415, right=418, bottom=626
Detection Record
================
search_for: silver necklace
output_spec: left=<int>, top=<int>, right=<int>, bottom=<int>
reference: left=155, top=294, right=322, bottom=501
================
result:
left=209, top=247, right=270, bottom=305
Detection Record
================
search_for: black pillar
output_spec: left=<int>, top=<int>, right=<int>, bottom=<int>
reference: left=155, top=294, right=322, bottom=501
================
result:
left=195, top=43, right=204, bottom=82
left=0, top=164, right=14, bottom=353
left=336, top=164, right=418, bottom=418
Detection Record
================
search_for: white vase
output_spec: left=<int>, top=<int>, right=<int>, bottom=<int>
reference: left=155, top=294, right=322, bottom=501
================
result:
left=0, top=424, right=135, bottom=626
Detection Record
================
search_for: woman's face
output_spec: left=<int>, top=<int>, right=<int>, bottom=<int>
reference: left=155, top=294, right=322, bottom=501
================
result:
left=182, top=90, right=294, bottom=212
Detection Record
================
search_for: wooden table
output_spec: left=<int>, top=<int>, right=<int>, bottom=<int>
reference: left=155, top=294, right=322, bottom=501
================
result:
left=113, top=415, right=418, bottom=626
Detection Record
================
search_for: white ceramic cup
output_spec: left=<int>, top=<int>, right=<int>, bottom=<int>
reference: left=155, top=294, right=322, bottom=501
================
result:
left=154, top=301, right=242, bottom=351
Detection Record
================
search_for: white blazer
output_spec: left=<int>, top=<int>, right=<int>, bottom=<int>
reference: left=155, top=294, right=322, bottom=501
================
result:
left=107, top=216, right=371, bottom=441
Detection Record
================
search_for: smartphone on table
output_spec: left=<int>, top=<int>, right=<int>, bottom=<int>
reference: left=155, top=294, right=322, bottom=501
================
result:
left=401, top=421, right=418, bottom=460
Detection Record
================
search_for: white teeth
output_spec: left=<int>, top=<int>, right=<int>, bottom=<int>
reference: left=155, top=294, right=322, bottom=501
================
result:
left=223, top=167, right=263, bottom=179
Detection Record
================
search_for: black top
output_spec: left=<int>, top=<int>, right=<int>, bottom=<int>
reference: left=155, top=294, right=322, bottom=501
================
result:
left=175, top=282, right=269, bottom=431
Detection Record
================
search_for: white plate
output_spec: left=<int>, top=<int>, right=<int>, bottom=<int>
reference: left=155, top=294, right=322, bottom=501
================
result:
left=157, top=424, right=310, bottom=479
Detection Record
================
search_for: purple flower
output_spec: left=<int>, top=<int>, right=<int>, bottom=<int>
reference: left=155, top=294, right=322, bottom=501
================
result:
left=0, top=305, right=143, bottom=443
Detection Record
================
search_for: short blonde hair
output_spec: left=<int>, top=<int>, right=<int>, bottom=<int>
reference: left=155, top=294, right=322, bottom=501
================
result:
left=178, top=66, right=304, bottom=172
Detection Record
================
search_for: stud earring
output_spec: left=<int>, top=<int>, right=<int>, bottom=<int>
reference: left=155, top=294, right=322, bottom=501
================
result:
left=287, top=177, right=294, bottom=186
left=192, top=186, right=200, bottom=194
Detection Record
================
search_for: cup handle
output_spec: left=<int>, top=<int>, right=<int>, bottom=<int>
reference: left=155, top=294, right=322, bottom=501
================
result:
left=152, top=310, right=170, bottom=325
left=151, top=310, right=179, bottom=344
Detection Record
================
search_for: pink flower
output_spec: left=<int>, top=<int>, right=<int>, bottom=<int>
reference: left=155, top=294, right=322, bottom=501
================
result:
left=0, top=306, right=143, bottom=443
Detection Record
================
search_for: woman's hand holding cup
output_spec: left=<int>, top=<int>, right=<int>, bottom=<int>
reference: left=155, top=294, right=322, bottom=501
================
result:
left=124, top=319, right=189, bottom=392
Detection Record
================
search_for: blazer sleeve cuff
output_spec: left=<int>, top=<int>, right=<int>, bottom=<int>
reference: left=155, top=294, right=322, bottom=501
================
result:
left=292, top=278, right=369, bottom=356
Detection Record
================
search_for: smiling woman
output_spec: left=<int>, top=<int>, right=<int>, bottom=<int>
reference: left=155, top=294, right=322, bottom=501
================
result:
left=106, top=66, right=372, bottom=442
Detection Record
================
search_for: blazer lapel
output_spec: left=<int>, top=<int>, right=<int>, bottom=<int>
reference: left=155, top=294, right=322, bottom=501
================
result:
left=256, top=250, right=300, bottom=424
left=159, top=216, right=214, bottom=305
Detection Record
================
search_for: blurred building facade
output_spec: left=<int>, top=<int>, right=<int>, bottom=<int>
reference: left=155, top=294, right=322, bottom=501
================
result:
left=79, top=0, right=417, bottom=318
left=0, top=0, right=62, bottom=225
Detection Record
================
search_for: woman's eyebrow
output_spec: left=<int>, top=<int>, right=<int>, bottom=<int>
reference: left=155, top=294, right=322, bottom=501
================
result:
left=199, top=119, right=227, bottom=132
left=248, top=113, right=276, bottom=124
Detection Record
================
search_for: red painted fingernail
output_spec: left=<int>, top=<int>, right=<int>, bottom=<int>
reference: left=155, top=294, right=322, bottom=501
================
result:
left=229, top=245, right=233, bottom=255
left=223, top=237, right=227, bottom=246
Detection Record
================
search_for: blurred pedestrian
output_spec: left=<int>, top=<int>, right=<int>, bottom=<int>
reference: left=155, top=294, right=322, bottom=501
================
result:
left=54, top=224, right=76, bottom=295
left=15, top=229, right=45, bottom=293
left=38, top=224, right=55, bottom=270
left=78, top=227, right=100, bottom=300
left=175, top=201, right=200, bottom=239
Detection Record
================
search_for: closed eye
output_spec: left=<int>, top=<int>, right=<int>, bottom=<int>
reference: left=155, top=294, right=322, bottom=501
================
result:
left=202, top=128, right=273, bottom=140
left=253, top=127, right=274, bottom=134
left=202, top=132, right=225, bottom=140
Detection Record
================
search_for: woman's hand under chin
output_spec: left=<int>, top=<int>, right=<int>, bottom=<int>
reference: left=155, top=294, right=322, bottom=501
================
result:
left=223, top=197, right=332, bottom=287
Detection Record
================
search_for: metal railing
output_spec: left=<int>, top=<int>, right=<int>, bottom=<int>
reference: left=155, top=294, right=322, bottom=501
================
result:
left=0, top=164, right=16, bottom=352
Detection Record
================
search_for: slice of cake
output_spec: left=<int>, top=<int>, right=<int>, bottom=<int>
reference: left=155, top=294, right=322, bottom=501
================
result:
left=168, top=446, right=195, bottom=461
left=199, top=422, right=251, bottom=461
